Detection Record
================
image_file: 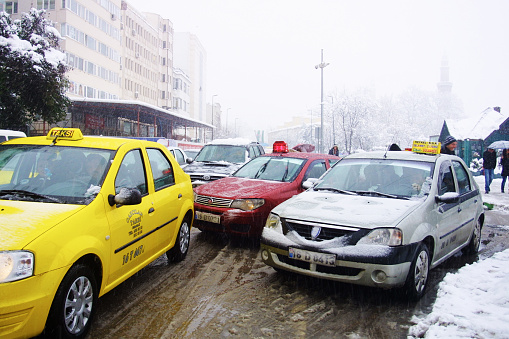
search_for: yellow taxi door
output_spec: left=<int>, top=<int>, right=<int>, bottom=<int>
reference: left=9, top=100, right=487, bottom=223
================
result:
left=105, top=147, right=158, bottom=286
left=145, top=147, right=183, bottom=249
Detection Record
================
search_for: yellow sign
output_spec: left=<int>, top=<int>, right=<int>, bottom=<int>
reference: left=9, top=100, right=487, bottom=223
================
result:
left=412, top=140, right=441, bottom=155
left=47, top=128, right=84, bottom=140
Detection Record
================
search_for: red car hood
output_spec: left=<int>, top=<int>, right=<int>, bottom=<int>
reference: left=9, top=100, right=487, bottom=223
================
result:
left=194, top=177, right=290, bottom=199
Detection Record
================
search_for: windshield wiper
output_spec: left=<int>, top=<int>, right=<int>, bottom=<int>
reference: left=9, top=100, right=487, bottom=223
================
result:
left=314, top=187, right=357, bottom=195
left=0, top=189, right=62, bottom=203
left=353, top=190, right=409, bottom=200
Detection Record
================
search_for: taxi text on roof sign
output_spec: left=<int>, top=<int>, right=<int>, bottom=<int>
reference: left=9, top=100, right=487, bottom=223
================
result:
left=411, top=140, right=441, bottom=155
left=46, top=127, right=84, bottom=140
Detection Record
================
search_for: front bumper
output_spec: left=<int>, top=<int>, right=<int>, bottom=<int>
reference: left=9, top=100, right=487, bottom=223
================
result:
left=0, top=266, right=66, bottom=339
left=260, top=234, right=418, bottom=289
left=194, top=205, right=268, bottom=237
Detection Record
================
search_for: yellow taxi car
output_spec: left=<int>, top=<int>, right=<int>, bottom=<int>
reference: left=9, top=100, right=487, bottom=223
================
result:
left=0, top=128, right=194, bottom=338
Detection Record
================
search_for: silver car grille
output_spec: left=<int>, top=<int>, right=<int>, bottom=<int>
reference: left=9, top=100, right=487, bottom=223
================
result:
left=283, top=219, right=360, bottom=241
left=195, top=194, right=233, bottom=208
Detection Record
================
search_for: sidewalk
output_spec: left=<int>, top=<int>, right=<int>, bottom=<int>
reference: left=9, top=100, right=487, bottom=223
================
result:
left=475, top=176, right=509, bottom=211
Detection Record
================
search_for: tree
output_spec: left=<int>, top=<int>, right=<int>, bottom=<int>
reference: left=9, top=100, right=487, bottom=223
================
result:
left=0, top=9, right=70, bottom=131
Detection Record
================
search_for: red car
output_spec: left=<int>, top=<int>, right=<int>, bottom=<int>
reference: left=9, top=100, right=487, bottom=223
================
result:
left=193, top=142, right=340, bottom=237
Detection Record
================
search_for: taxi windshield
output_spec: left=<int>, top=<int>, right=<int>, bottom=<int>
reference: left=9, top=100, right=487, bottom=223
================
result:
left=233, top=156, right=305, bottom=182
left=315, top=158, right=434, bottom=199
left=0, top=145, right=114, bottom=204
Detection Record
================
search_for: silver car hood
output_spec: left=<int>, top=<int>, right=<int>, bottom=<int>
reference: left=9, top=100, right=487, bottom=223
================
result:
left=272, top=190, right=424, bottom=229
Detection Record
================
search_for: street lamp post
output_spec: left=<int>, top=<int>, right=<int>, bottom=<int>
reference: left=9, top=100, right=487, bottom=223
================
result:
left=328, top=95, right=335, bottom=145
left=211, top=94, right=218, bottom=140
left=315, top=49, right=329, bottom=153
left=226, top=108, right=231, bottom=136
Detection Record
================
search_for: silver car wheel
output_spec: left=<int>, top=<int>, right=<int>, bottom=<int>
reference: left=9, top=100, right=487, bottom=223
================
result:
left=413, top=249, right=429, bottom=295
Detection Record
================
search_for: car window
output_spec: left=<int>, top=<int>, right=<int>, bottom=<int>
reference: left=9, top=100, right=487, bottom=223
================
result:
left=317, top=158, right=433, bottom=198
left=234, top=156, right=306, bottom=182
left=452, top=160, right=471, bottom=194
left=303, top=160, right=327, bottom=181
left=173, top=149, right=185, bottom=165
left=438, top=162, right=456, bottom=196
left=115, top=149, right=147, bottom=195
left=194, top=145, right=246, bottom=163
left=147, top=148, right=175, bottom=190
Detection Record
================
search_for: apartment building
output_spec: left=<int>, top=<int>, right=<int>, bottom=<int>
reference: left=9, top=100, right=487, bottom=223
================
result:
left=4, top=0, right=211, bottom=139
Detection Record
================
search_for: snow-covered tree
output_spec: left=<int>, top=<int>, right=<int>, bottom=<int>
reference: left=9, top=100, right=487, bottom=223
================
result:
left=0, top=9, right=70, bottom=131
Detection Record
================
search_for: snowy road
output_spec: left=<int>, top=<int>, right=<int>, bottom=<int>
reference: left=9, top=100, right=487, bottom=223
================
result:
left=84, top=209, right=509, bottom=339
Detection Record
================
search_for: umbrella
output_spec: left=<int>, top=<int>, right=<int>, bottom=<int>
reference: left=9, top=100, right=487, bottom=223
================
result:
left=488, top=140, right=509, bottom=149
left=292, top=144, right=315, bottom=152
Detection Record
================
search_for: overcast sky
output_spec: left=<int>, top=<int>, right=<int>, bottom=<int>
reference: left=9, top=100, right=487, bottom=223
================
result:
left=128, top=0, right=509, bottom=138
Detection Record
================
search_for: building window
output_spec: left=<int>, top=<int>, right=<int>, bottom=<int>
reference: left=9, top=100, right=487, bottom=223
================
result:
left=4, top=1, right=18, bottom=13
left=37, top=0, right=55, bottom=10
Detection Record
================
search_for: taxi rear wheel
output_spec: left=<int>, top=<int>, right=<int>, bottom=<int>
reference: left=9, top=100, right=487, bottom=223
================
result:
left=463, top=218, right=482, bottom=254
left=167, top=218, right=191, bottom=262
left=45, top=264, right=98, bottom=338
left=404, top=243, right=430, bottom=300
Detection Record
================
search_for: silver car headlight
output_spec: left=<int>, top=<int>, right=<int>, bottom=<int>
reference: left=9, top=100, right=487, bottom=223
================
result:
left=0, top=251, right=34, bottom=283
left=357, top=228, right=402, bottom=246
left=265, top=213, right=281, bottom=229
left=230, top=198, right=265, bottom=211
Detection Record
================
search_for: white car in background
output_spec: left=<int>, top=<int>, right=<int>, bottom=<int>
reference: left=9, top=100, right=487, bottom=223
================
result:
left=0, top=129, right=27, bottom=142
left=167, top=147, right=191, bottom=167
left=260, top=148, right=484, bottom=300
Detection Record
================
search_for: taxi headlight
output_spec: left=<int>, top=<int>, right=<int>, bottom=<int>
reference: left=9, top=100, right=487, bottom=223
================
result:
left=0, top=251, right=34, bottom=283
left=230, top=198, right=264, bottom=211
left=357, top=228, right=402, bottom=246
left=265, top=213, right=281, bottom=229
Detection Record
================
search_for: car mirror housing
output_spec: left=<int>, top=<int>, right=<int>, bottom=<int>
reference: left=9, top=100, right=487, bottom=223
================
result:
left=435, top=192, right=460, bottom=204
left=302, top=178, right=319, bottom=190
left=186, top=158, right=193, bottom=164
left=108, top=188, right=142, bottom=206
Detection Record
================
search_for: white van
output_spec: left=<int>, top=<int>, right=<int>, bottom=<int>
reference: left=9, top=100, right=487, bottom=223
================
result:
left=0, top=129, right=27, bottom=142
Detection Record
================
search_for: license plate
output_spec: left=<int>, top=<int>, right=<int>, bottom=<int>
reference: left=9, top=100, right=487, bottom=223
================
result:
left=289, top=247, right=336, bottom=267
left=195, top=211, right=221, bottom=224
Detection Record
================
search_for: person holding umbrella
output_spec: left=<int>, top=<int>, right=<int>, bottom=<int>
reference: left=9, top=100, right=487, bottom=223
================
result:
left=500, top=149, right=509, bottom=193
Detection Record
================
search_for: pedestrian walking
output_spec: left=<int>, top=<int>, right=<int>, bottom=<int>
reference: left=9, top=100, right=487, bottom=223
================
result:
left=500, top=149, right=509, bottom=193
left=483, top=147, right=497, bottom=194
left=329, top=145, right=339, bottom=156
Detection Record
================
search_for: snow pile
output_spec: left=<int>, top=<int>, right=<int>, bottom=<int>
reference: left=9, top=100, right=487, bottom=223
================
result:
left=409, top=248, right=509, bottom=338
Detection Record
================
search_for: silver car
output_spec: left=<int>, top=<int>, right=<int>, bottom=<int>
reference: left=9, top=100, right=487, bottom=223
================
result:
left=260, top=150, right=484, bottom=300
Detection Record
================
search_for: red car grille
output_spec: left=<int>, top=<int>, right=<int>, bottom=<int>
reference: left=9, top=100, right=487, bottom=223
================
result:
left=195, top=194, right=233, bottom=208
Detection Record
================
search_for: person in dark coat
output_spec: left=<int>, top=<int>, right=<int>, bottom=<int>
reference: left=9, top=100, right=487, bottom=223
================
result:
left=440, top=136, right=457, bottom=155
left=483, top=147, right=497, bottom=194
left=329, top=145, right=339, bottom=156
left=388, top=143, right=401, bottom=151
left=500, top=149, right=509, bottom=193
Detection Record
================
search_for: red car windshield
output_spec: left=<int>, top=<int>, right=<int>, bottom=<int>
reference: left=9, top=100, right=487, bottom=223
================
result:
left=233, top=156, right=305, bottom=182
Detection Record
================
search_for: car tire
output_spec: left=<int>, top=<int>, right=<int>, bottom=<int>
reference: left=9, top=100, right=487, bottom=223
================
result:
left=44, top=264, right=97, bottom=339
left=167, top=217, right=191, bottom=262
left=463, top=218, right=482, bottom=255
left=404, top=243, right=430, bottom=300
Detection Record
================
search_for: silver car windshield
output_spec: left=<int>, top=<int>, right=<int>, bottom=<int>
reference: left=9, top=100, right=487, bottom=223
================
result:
left=194, top=144, right=247, bottom=164
left=315, top=158, right=434, bottom=198
left=0, top=145, right=114, bottom=204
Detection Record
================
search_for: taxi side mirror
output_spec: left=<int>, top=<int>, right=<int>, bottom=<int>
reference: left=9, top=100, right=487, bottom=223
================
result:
left=302, top=178, right=319, bottom=190
left=108, top=187, right=142, bottom=206
left=434, top=192, right=459, bottom=204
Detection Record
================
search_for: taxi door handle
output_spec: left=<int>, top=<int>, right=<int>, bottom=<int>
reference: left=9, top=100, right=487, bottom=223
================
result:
left=457, top=206, right=462, bottom=213
left=178, top=193, right=182, bottom=198
left=148, top=207, right=155, bottom=213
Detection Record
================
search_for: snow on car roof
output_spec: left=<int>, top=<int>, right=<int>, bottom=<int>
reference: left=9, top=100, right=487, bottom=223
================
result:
left=344, top=150, right=441, bottom=163
left=208, top=138, right=253, bottom=146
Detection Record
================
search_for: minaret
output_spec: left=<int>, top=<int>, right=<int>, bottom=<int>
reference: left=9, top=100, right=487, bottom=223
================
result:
left=437, top=54, right=453, bottom=93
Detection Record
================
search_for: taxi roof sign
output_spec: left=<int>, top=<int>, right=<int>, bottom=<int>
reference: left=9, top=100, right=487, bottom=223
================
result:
left=411, top=140, right=441, bottom=155
left=47, top=128, right=84, bottom=141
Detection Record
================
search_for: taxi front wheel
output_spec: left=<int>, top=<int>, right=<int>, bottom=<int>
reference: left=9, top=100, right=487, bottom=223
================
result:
left=44, top=264, right=98, bottom=339
left=403, top=243, right=430, bottom=300
left=167, top=217, right=191, bottom=262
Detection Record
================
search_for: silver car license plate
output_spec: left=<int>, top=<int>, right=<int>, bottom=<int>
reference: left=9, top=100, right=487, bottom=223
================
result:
left=289, top=247, right=336, bottom=267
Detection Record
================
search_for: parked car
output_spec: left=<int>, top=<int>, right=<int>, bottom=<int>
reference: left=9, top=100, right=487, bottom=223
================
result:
left=0, top=128, right=194, bottom=338
left=0, top=129, right=26, bottom=142
left=184, top=138, right=265, bottom=187
left=260, top=147, right=484, bottom=300
left=193, top=141, right=340, bottom=237
left=167, top=146, right=190, bottom=167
